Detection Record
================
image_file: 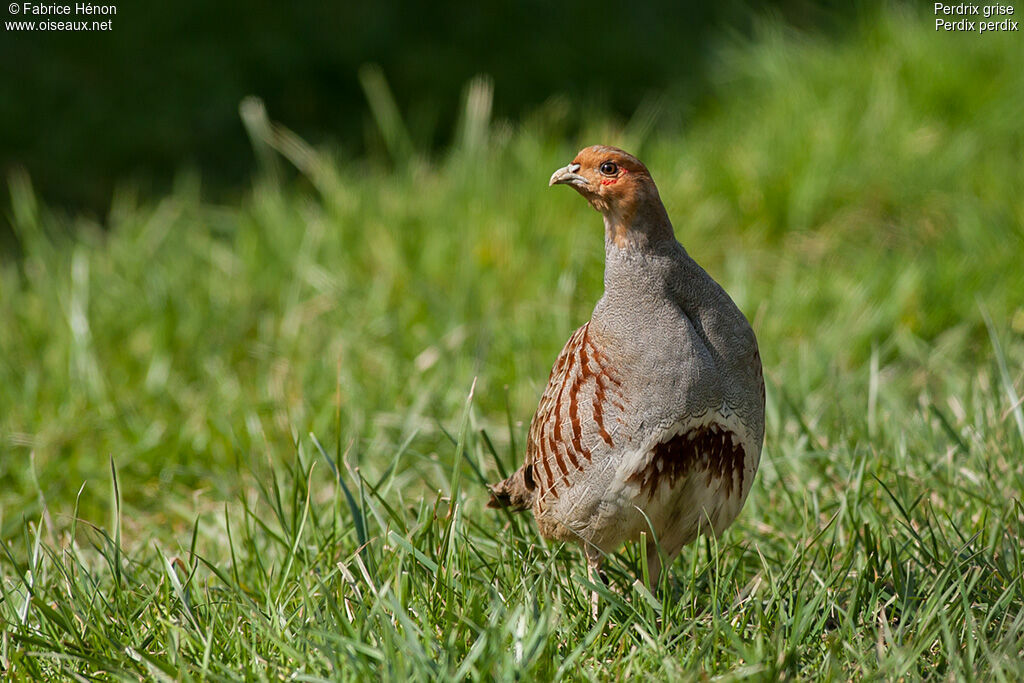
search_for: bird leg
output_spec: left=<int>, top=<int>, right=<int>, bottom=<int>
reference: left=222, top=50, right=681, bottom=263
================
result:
left=584, top=544, right=606, bottom=620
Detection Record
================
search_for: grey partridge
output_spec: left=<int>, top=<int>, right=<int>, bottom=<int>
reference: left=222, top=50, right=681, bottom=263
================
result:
left=489, top=145, right=765, bottom=608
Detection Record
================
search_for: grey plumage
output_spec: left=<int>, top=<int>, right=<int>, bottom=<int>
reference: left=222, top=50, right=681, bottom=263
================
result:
left=489, top=145, right=765, bottom=596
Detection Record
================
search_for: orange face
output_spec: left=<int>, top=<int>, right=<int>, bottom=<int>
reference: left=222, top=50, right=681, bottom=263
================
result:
left=549, top=145, right=653, bottom=215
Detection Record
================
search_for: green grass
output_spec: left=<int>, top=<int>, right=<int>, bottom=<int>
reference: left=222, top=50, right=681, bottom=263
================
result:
left=3, top=5, right=1024, bottom=679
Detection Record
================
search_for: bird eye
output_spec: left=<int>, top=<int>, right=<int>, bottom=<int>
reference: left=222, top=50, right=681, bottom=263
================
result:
left=599, top=161, right=618, bottom=176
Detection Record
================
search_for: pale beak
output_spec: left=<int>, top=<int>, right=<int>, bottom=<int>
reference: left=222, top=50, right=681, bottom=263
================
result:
left=549, top=162, right=588, bottom=188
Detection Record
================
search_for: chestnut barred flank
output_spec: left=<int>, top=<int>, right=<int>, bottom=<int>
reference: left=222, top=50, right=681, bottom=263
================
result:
left=525, top=321, right=627, bottom=513
left=629, top=423, right=747, bottom=500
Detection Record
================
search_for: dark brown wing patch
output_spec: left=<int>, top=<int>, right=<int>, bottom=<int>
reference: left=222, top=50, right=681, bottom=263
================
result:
left=629, top=423, right=746, bottom=500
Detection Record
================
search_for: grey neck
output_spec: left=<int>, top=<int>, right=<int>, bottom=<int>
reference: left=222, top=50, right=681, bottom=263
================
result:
left=599, top=218, right=718, bottom=324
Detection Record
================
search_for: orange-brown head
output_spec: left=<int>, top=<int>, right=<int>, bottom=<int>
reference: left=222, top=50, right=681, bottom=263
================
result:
left=549, top=145, right=673, bottom=249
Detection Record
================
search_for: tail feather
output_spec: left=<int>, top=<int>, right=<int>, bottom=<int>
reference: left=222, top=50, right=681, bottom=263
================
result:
left=486, top=466, right=535, bottom=511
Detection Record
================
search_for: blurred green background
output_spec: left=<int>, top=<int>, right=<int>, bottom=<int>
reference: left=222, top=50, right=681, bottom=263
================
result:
left=0, top=0, right=852, bottom=218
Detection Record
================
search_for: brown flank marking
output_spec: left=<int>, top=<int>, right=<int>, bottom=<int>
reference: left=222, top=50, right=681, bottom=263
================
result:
left=628, top=423, right=746, bottom=500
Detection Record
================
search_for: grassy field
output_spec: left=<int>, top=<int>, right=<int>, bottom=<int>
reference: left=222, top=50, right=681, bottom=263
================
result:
left=3, top=5, right=1024, bottom=679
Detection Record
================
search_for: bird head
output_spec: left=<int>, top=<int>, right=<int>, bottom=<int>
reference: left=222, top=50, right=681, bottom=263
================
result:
left=549, top=145, right=672, bottom=249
